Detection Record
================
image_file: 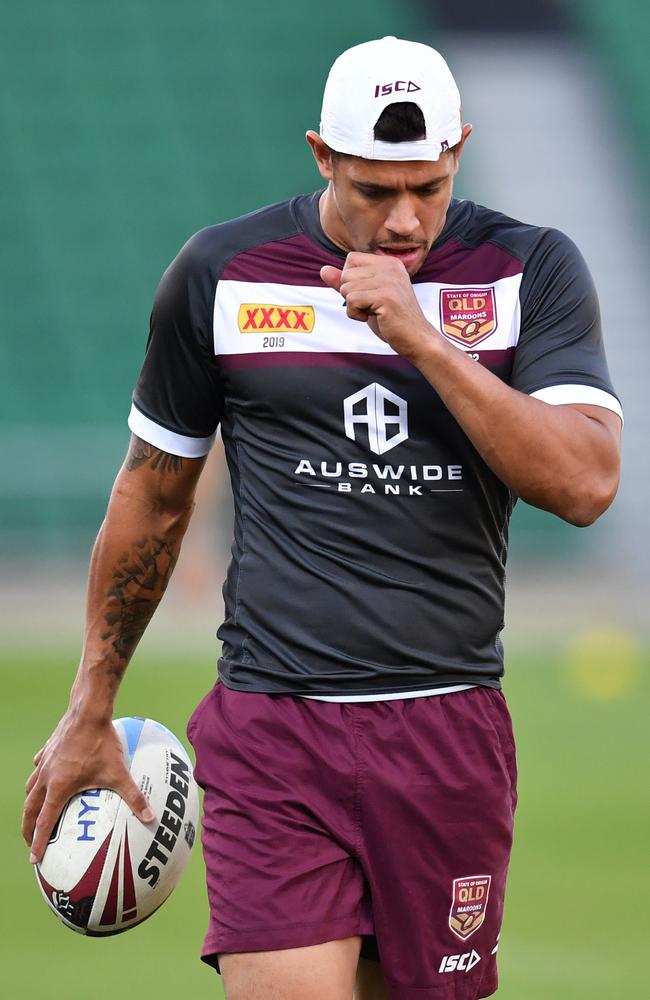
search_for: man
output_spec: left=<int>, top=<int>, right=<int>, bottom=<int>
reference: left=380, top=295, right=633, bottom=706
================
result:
left=23, top=36, right=622, bottom=1000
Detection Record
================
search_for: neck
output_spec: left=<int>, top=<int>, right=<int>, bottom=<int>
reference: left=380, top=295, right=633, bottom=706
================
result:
left=318, top=185, right=352, bottom=253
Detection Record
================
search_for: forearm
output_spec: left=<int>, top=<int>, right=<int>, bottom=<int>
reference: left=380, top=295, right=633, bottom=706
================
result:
left=70, top=439, right=202, bottom=721
left=409, top=328, right=620, bottom=525
left=72, top=496, right=189, bottom=720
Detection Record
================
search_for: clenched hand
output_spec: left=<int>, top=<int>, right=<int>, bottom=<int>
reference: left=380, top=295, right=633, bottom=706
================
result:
left=321, top=252, right=438, bottom=361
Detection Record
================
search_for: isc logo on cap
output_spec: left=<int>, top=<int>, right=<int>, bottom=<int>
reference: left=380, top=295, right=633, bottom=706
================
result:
left=373, top=80, right=421, bottom=98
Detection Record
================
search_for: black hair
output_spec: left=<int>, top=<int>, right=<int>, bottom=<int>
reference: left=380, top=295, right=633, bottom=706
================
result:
left=373, top=102, right=426, bottom=142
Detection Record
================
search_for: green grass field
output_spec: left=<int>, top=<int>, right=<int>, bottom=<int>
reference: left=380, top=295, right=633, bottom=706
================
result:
left=2, top=643, right=647, bottom=999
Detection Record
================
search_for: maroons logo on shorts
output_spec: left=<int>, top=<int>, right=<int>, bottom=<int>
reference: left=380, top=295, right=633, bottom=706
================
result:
left=449, top=875, right=492, bottom=941
left=439, top=288, right=497, bottom=347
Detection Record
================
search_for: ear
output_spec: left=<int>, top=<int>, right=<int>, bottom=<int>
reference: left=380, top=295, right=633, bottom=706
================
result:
left=451, top=123, right=473, bottom=174
left=306, top=130, right=335, bottom=181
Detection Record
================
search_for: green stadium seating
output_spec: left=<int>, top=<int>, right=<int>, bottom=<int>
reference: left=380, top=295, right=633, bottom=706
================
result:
left=2, top=2, right=641, bottom=556
left=0, top=1, right=420, bottom=553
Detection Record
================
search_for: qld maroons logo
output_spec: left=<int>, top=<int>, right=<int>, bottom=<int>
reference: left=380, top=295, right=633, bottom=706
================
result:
left=440, top=288, right=497, bottom=347
left=449, top=875, right=492, bottom=941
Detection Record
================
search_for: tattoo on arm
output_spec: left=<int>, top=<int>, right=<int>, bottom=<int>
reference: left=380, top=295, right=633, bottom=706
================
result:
left=101, top=535, right=179, bottom=665
left=125, top=434, right=184, bottom=475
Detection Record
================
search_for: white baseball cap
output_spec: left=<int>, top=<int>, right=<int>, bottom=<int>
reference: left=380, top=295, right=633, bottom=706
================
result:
left=320, top=36, right=462, bottom=161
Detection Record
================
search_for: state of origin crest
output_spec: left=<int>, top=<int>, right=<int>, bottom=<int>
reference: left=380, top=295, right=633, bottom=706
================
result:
left=449, top=875, right=492, bottom=940
left=439, top=288, right=497, bottom=347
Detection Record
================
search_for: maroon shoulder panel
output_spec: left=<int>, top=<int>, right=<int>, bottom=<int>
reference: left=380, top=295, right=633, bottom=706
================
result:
left=222, top=233, right=524, bottom=288
left=221, top=234, right=343, bottom=286
left=412, top=239, right=524, bottom=284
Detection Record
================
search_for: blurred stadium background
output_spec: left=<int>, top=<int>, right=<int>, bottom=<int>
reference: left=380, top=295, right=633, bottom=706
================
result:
left=1, top=1, right=648, bottom=996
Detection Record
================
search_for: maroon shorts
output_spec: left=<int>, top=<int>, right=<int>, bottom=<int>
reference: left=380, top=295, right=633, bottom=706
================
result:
left=187, top=683, right=517, bottom=1000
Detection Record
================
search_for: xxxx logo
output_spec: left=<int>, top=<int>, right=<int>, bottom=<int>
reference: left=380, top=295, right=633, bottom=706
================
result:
left=238, top=303, right=315, bottom=334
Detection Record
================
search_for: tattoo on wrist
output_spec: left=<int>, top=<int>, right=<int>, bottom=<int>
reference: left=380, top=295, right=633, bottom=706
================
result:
left=101, top=535, right=179, bottom=663
left=125, top=434, right=183, bottom=475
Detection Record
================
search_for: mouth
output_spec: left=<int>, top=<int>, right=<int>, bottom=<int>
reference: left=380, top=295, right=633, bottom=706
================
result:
left=375, top=245, right=425, bottom=269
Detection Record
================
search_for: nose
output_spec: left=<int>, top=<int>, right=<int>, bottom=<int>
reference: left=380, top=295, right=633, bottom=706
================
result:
left=384, top=196, right=419, bottom=238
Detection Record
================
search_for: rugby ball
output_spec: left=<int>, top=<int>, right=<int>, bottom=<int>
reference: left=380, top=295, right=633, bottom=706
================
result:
left=35, top=717, right=199, bottom=935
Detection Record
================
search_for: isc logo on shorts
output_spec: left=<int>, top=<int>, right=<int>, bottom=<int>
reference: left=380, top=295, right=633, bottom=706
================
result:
left=438, top=949, right=481, bottom=974
left=238, top=304, right=315, bottom=334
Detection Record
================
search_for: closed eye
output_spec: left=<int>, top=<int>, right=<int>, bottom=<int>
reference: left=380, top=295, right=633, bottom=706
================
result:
left=416, top=184, right=445, bottom=196
left=355, top=185, right=389, bottom=200
left=353, top=182, right=445, bottom=199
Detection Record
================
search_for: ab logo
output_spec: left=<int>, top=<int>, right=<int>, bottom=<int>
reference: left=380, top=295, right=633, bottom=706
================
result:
left=343, top=383, right=408, bottom=456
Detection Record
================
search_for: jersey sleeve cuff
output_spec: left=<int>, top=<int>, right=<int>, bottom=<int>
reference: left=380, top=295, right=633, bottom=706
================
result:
left=529, top=384, right=623, bottom=424
left=128, top=403, right=216, bottom=457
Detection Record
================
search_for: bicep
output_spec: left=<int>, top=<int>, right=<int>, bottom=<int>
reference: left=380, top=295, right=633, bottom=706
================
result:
left=565, top=403, right=622, bottom=438
left=116, top=434, right=209, bottom=513
left=563, top=403, right=622, bottom=465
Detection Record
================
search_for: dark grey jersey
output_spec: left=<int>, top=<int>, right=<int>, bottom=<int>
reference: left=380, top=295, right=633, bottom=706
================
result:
left=129, top=193, right=621, bottom=696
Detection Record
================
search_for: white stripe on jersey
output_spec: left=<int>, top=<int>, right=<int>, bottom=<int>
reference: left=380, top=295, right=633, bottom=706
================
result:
left=213, top=276, right=523, bottom=357
left=128, top=403, right=216, bottom=457
left=530, top=384, right=623, bottom=422
left=301, top=683, right=476, bottom=703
